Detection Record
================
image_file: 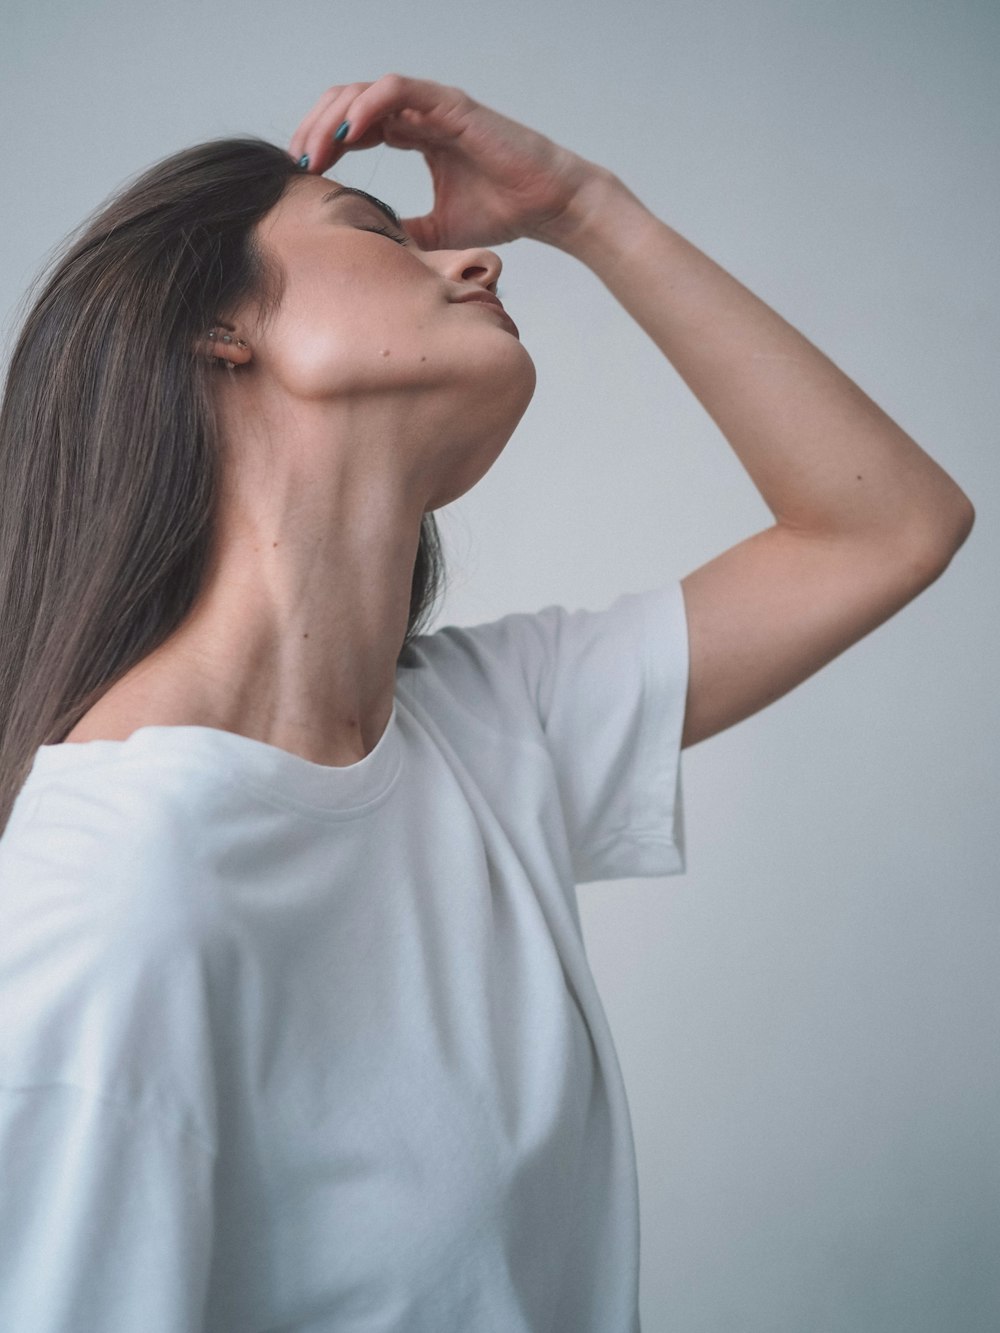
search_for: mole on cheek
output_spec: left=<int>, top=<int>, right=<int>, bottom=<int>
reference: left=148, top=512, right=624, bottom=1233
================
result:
left=379, top=348, right=390, bottom=358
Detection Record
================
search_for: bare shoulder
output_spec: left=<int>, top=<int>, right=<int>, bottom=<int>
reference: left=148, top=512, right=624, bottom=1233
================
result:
left=61, top=673, right=192, bottom=744
left=62, top=704, right=139, bottom=744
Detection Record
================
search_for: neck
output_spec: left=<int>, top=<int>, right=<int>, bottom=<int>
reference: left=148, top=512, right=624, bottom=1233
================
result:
left=152, top=490, right=424, bottom=767
left=101, top=457, right=428, bottom=767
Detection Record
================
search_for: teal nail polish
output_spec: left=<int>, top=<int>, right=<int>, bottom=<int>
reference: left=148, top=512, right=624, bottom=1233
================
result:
left=297, top=154, right=310, bottom=168
left=333, top=121, right=350, bottom=143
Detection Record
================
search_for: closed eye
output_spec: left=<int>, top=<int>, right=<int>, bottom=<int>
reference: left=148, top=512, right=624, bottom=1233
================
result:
left=360, top=224, right=409, bottom=246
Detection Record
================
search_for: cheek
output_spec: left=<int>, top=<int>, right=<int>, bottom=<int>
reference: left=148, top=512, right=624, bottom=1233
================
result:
left=267, top=253, right=445, bottom=393
left=265, top=314, right=426, bottom=400
left=263, top=271, right=352, bottom=389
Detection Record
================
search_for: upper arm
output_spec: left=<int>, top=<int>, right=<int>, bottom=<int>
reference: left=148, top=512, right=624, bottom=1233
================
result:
left=678, top=521, right=962, bottom=750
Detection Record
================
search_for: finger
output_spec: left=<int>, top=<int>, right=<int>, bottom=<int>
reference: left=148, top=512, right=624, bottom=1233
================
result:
left=324, top=73, right=467, bottom=162
left=288, top=85, right=346, bottom=163
left=379, top=109, right=436, bottom=151
left=290, top=81, right=372, bottom=171
left=294, top=82, right=373, bottom=172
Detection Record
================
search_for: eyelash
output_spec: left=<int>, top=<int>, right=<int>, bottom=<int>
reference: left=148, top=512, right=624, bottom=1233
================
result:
left=361, top=224, right=409, bottom=246
left=356, top=225, right=503, bottom=299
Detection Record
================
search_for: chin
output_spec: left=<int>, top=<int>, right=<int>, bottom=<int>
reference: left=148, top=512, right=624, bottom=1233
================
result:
left=423, top=350, right=535, bottom=511
left=488, top=339, right=536, bottom=411
left=426, top=427, right=517, bottom=511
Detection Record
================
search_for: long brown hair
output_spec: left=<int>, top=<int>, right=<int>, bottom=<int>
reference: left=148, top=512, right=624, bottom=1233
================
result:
left=0, top=137, right=446, bottom=835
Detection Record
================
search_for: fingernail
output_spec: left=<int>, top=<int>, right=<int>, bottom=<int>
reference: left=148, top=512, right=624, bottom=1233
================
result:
left=333, top=121, right=350, bottom=143
left=297, top=154, right=310, bottom=169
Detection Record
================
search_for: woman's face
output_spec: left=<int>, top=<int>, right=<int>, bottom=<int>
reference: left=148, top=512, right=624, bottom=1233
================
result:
left=249, top=173, right=536, bottom=424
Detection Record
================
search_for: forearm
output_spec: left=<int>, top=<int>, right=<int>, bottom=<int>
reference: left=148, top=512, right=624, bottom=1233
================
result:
left=547, top=167, right=974, bottom=554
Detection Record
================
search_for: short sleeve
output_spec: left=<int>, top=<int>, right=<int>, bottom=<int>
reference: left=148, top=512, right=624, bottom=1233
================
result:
left=417, top=581, right=690, bottom=884
left=0, top=1083, right=215, bottom=1332
left=518, top=581, right=689, bottom=882
left=0, top=799, right=221, bottom=1330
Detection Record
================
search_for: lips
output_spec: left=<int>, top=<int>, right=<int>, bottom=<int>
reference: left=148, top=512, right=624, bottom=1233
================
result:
left=457, top=292, right=505, bottom=311
left=454, top=293, right=519, bottom=337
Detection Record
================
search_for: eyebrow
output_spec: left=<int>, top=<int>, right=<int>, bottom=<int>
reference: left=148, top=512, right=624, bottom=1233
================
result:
left=319, top=185, right=403, bottom=229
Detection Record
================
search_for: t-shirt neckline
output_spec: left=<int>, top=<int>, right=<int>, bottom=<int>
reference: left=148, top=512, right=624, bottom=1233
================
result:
left=31, top=698, right=404, bottom=816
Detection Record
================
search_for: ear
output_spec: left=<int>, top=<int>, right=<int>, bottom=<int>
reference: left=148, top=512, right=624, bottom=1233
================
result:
left=197, top=326, right=253, bottom=369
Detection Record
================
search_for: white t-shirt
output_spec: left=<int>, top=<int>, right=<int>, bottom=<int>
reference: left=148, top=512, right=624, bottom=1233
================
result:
left=0, top=581, right=689, bottom=1333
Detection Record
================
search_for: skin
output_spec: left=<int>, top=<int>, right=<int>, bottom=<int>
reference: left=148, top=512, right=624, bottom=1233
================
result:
left=64, top=172, right=536, bottom=765
left=65, top=72, right=972, bottom=762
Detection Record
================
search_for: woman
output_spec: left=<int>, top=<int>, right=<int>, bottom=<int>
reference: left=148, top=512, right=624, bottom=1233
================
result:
left=0, top=74, right=973, bottom=1331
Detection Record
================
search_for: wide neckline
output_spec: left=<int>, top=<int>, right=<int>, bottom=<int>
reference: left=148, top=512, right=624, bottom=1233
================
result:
left=31, top=698, right=404, bottom=816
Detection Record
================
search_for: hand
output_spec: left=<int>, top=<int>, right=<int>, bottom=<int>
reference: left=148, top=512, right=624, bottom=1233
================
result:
left=287, top=73, right=605, bottom=251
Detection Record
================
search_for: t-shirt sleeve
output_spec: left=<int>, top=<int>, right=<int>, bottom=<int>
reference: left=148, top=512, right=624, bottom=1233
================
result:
left=0, top=1084, right=215, bottom=1332
left=0, top=802, right=219, bottom=1331
left=420, top=581, right=690, bottom=884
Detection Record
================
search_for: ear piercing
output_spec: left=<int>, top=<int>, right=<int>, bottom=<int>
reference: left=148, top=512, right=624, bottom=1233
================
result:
left=207, top=330, right=248, bottom=347
left=207, top=328, right=249, bottom=371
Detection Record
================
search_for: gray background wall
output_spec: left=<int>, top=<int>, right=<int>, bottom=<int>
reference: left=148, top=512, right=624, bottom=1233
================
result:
left=3, top=1, right=996, bottom=1328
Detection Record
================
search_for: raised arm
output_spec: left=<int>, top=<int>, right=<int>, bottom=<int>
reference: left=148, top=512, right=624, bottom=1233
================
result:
left=290, top=75, right=975, bottom=749
left=543, top=168, right=974, bottom=747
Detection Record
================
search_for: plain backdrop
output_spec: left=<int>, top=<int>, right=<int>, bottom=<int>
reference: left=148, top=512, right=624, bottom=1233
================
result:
left=2, top=2, right=997, bottom=1329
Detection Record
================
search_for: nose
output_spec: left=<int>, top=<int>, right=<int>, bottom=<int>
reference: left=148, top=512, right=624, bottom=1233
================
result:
left=438, top=245, right=503, bottom=293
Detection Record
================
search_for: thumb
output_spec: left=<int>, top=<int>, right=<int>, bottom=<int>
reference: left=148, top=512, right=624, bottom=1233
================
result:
left=400, top=213, right=439, bottom=251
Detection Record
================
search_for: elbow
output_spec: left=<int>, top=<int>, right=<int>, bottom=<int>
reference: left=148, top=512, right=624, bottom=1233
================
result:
left=938, top=491, right=976, bottom=556
left=909, top=493, right=975, bottom=581
left=953, top=496, right=976, bottom=548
